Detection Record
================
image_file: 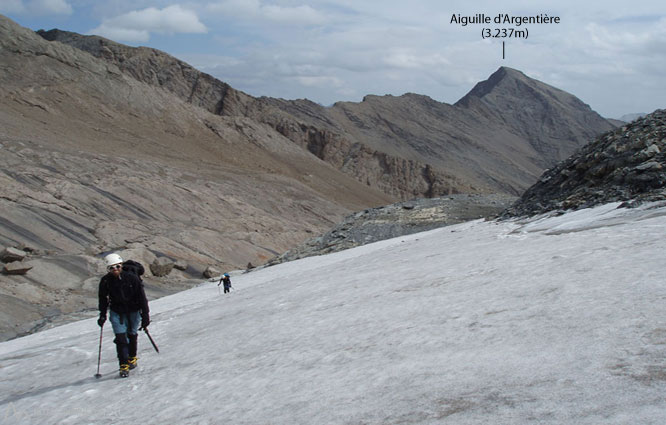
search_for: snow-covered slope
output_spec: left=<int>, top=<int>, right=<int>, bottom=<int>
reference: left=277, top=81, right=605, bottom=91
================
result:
left=1, top=202, right=665, bottom=424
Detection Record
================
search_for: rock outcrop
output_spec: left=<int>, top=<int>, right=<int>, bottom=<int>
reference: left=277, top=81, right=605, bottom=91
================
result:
left=503, top=110, right=666, bottom=217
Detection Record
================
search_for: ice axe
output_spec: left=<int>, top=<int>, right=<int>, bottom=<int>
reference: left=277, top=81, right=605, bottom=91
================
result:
left=94, top=325, right=104, bottom=379
left=142, top=327, right=160, bottom=353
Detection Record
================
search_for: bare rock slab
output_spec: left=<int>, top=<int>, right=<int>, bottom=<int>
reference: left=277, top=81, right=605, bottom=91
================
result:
left=4, top=261, right=33, bottom=275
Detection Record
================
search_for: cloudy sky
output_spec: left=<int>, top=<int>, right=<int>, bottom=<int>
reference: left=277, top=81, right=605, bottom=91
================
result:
left=2, top=1, right=665, bottom=118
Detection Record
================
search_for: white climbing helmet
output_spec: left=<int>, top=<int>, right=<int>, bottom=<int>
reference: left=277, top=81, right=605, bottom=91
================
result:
left=104, top=253, right=123, bottom=267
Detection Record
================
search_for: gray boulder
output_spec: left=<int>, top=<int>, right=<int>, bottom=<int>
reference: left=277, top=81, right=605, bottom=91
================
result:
left=1, top=247, right=27, bottom=263
left=4, top=261, right=33, bottom=275
left=203, top=266, right=221, bottom=279
left=150, top=257, right=174, bottom=277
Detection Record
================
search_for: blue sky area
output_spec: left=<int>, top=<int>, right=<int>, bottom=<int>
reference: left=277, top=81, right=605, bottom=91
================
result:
left=2, top=0, right=665, bottom=118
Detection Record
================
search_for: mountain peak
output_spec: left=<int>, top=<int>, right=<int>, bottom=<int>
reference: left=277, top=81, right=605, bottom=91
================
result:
left=455, top=66, right=601, bottom=119
left=454, top=67, right=614, bottom=166
left=455, top=67, right=532, bottom=106
left=491, top=66, right=528, bottom=81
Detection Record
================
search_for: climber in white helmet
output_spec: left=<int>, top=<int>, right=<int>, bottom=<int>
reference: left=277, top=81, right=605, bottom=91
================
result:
left=98, top=252, right=150, bottom=378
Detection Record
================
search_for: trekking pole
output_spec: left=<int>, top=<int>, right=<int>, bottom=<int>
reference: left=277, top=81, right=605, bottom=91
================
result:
left=94, top=325, right=104, bottom=378
left=143, top=327, right=160, bottom=353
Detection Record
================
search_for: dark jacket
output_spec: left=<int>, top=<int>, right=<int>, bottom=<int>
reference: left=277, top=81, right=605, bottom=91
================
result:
left=99, top=270, right=149, bottom=317
left=219, top=276, right=231, bottom=288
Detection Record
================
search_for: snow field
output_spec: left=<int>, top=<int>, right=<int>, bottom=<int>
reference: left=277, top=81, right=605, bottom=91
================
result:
left=1, top=202, right=665, bottom=424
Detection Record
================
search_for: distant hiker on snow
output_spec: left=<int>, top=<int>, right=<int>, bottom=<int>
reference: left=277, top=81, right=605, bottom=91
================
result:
left=97, top=253, right=150, bottom=378
left=218, top=273, right=232, bottom=293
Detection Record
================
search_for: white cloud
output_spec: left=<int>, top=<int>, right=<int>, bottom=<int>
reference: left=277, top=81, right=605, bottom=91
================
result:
left=1, top=0, right=72, bottom=15
left=90, top=25, right=151, bottom=43
left=183, top=53, right=244, bottom=70
left=89, top=5, right=207, bottom=43
left=206, top=0, right=260, bottom=17
left=262, top=4, right=325, bottom=25
left=207, top=0, right=326, bottom=26
left=586, top=23, right=643, bottom=54
left=0, top=0, right=24, bottom=14
left=32, top=0, right=72, bottom=15
left=295, top=75, right=344, bottom=88
left=383, top=51, right=450, bottom=69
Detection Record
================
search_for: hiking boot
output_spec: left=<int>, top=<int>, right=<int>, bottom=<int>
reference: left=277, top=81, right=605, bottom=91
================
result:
left=119, top=363, right=130, bottom=378
left=128, top=356, right=138, bottom=370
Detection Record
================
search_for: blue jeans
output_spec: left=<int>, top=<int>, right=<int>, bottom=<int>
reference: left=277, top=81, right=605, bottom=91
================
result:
left=109, top=310, right=141, bottom=335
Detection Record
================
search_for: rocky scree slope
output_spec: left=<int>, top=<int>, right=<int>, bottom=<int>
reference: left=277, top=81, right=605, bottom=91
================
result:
left=503, top=110, right=666, bottom=217
left=38, top=29, right=614, bottom=198
left=266, top=194, right=516, bottom=266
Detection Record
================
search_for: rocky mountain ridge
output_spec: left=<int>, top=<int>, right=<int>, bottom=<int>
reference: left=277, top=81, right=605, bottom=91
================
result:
left=503, top=109, right=666, bottom=217
left=38, top=28, right=615, bottom=198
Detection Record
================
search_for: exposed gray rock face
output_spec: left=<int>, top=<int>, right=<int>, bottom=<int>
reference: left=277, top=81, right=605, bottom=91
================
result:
left=36, top=28, right=254, bottom=117
left=150, top=257, right=174, bottom=277
left=503, top=110, right=666, bottom=217
left=267, top=194, right=516, bottom=265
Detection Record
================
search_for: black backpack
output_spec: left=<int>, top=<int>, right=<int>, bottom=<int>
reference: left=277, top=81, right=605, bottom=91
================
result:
left=122, top=260, right=145, bottom=280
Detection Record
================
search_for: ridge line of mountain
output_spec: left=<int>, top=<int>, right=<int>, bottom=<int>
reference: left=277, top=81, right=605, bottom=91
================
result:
left=35, top=26, right=615, bottom=198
